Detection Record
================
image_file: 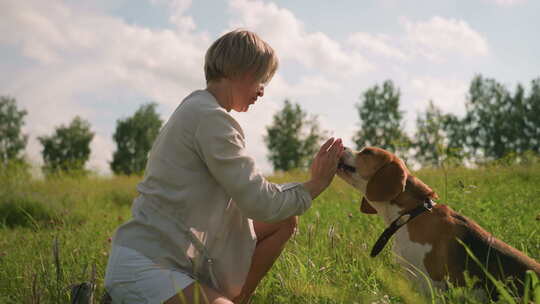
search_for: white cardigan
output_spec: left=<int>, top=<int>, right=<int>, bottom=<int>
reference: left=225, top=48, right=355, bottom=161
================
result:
left=112, top=90, right=312, bottom=298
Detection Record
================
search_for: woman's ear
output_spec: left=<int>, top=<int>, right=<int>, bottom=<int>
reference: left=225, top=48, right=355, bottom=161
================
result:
left=366, top=161, right=407, bottom=202
left=360, top=197, right=377, bottom=214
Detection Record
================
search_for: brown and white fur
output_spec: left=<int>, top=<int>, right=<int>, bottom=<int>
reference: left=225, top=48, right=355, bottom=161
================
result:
left=337, top=146, right=540, bottom=298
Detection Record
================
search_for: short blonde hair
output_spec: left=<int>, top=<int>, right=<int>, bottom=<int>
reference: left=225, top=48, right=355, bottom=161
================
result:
left=204, top=29, right=279, bottom=84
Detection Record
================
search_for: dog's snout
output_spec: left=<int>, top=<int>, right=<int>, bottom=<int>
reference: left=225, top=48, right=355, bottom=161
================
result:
left=341, top=147, right=353, bottom=158
left=338, top=162, right=357, bottom=173
left=338, top=148, right=357, bottom=173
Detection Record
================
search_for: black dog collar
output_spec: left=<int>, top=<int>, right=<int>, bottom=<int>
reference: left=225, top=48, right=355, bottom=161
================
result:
left=370, top=198, right=435, bottom=257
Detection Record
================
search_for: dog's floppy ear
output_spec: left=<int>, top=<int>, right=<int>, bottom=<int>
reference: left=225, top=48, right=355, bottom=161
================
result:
left=360, top=197, right=377, bottom=214
left=408, top=175, right=439, bottom=200
left=366, top=161, right=407, bottom=202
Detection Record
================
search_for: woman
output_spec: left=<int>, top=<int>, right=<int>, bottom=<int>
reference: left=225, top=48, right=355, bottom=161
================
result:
left=104, top=29, right=344, bottom=304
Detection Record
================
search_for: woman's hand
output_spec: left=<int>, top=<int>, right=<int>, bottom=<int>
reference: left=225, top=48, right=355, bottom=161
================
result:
left=303, top=137, right=344, bottom=199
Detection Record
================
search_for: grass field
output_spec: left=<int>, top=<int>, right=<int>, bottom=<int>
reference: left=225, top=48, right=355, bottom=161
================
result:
left=1, top=163, right=539, bottom=303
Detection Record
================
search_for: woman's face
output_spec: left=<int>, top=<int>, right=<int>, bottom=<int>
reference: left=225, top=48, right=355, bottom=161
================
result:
left=229, top=72, right=265, bottom=112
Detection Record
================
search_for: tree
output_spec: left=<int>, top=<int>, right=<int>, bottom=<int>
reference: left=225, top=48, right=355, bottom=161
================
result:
left=38, top=116, right=94, bottom=175
left=463, top=75, right=527, bottom=161
left=110, top=103, right=163, bottom=175
left=353, top=80, right=410, bottom=157
left=413, top=101, right=446, bottom=167
left=413, top=101, right=468, bottom=167
left=441, top=113, right=469, bottom=163
left=264, top=100, right=326, bottom=171
left=524, top=78, right=540, bottom=153
left=0, top=96, right=28, bottom=168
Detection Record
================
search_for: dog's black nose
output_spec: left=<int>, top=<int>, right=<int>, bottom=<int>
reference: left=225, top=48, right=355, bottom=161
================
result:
left=338, top=161, right=356, bottom=173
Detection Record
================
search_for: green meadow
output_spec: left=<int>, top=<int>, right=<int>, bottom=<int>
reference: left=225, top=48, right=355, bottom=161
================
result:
left=1, top=163, right=539, bottom=303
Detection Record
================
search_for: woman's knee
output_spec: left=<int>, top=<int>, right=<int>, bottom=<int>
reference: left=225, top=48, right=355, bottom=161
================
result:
left=165, top=282, right=233, bottom=304
left=282, top=216, right=298, bottom=236
left=166, top=296, right=232, bottom=304
left=213, top=298, right=234, bottom=304
left=253, top=216, right=298, bottom=242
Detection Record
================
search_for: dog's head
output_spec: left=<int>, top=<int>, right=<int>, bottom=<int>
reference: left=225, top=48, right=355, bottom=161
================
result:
left=337, top=146, right=437, bottom=214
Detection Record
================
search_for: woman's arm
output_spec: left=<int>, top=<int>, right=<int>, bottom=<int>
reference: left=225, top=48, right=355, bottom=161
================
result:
left=195, top=110, right=343, bottom=221
left=195, top=110, right=312, bottom=222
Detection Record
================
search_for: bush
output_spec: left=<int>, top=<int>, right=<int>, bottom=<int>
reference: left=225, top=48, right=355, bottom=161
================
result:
left=479, top=150, right=540, bottom=168
left=0, top=160, right=31, bottom=180
left=103, top=188, right=137, bottom=206
left=0, top=194, right=55, bottom=229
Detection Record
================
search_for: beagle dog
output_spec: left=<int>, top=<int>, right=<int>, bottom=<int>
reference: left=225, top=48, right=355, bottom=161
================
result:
left=337, top=146, right=540, bottom=297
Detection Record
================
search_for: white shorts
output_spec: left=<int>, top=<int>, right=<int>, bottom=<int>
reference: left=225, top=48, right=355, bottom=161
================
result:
left=105, top=245, right=195, bottom=304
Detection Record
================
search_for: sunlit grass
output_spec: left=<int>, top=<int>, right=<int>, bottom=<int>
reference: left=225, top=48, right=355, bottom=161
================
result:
left=1, top=163, right=539, bottom=303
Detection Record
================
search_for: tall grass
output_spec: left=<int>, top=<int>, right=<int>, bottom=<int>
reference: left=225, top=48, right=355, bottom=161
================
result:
left=0, top=163, right=539, bottom=303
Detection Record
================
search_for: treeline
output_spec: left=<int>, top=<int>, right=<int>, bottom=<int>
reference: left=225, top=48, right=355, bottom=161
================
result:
left=0, top=99, right=163, bottom=176
left=1, top=74, right=539, bottom=176
left=265, top=74, right=540, bottom=170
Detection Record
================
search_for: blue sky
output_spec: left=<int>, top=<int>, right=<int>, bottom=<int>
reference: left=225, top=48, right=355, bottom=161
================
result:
left=1, top=0, right=539, bottom=174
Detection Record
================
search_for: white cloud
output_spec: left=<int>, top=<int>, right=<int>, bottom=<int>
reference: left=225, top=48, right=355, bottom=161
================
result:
left=151, top=0, right=196, bottom=31
left=409, top=76, right=469, bottom=116
left=347, top=32, right=408, bottom=61
left=228, top=0, right=373, bottom=78
left=402, top=16, right=489, bottom=62
left=269, top=74, right=341, bottom=99
left=345, top=16, right=489, bottom=65
left=483, top=0, right=526, bottom=6
left=0, top=0, right=210, bottom=174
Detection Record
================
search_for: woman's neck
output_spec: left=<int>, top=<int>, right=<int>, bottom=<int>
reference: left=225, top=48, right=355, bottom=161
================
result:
left=206, top=80, right=233, bottom=112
